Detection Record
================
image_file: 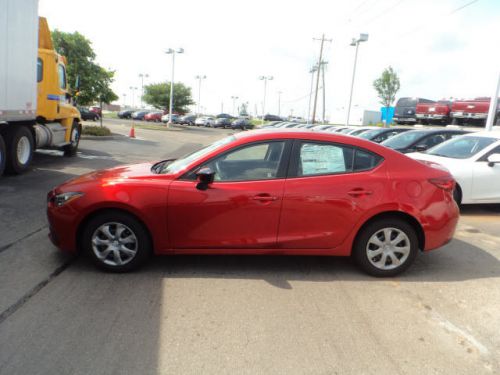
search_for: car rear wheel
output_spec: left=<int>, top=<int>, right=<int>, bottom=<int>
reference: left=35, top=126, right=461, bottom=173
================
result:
left=82, top=211, right=151, bottom=272
left=353, top=219, right=418, bottom=277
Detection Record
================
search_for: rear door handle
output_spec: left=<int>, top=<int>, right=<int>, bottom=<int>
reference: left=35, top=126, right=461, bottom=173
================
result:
left=348, top=188, right=373, bottom=197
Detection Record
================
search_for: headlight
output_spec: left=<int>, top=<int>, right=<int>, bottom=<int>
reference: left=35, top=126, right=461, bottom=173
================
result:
left=52, top=192, right=84, bottom=207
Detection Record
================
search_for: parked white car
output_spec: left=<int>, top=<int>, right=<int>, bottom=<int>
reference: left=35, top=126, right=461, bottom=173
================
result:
left=407, top=131, right=500, bottom=204
left=194, top=116, right=215, bottom=127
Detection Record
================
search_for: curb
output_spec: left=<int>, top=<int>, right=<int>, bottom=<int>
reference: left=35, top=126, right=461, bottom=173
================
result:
left=80, top=133, right=124, bottom=140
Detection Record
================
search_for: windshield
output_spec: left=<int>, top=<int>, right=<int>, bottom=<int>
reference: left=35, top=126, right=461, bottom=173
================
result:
left=382, top=130, right=428, bottom=149
left=157, top=135, right=236, bottom=174
left=397, top=98, right=417, bottom=107
left=359, top=129, right=384, bottom=139
left=427, top=136, right=497, bottom=159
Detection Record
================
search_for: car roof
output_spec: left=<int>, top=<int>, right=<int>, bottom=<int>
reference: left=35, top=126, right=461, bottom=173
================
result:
left=462, top=130, right=500, bottom=139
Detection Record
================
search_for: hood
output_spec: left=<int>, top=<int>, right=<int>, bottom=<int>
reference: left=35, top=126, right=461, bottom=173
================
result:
left=57, top=162, right=170, bottom=192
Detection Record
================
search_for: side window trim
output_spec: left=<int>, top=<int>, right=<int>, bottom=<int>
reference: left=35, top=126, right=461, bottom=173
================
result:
left=179, top=139, right=293, bottom=182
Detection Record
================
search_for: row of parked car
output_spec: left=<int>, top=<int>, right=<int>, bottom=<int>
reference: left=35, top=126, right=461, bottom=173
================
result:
left=263, top=121, right=469, bottom=154
left=264, top=121, right=500, bottom=205
left=393, top=97, right=500, bottom=126
left=117, top=109, right=255, bottom=130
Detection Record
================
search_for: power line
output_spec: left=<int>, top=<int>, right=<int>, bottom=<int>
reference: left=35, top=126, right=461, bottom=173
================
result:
left=396, top=0, right=481, bottom=39
left=449, top=0, right=480, bottom=15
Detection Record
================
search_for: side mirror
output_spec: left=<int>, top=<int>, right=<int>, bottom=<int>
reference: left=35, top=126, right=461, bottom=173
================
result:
left=415, top=144, right=428, bottom=152
left=487, top=153, right=500, bottom=167
left=196, top=167, right=215, bottom=190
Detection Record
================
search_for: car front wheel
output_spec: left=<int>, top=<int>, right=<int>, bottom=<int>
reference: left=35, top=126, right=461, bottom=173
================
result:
left=82, top=211, right=152, bottom=272
left=353, top=219, right=418, bottom=277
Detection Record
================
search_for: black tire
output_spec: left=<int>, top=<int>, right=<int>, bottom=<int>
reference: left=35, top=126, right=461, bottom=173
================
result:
left=0, top=135, right=6, bottom=176
left=453, top=184, right=462, bottom=206
left=353, top=218, right=418, bottom=277
left=5, top=126, right=34, bottom=174
left=82, top=210, right=152, bottom=272
left=63, top=121, right=81, bottom=156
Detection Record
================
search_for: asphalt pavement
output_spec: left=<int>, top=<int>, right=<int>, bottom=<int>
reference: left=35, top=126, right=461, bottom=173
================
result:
left=0, top=119, right=499, bottom=375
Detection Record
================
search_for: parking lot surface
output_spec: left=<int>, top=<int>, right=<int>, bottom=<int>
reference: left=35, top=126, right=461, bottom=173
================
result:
left=0, top=119, right=499, bottom=374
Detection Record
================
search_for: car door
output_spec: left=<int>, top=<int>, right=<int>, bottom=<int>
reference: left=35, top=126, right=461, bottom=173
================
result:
left=277, top=140, right=387, bottom=249
left=471, top=145, right=500, bottom=202
left=168, top=140, right=292, bottom=249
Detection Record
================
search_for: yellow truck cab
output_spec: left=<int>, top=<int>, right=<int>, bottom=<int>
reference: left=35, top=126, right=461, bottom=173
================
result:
left=0, top=3, right=81, bottom=176
left=37, top=17, right=81, bottom=135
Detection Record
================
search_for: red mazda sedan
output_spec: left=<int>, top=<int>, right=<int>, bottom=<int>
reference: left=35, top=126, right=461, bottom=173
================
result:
left=47, top=130, right=459, bottom=276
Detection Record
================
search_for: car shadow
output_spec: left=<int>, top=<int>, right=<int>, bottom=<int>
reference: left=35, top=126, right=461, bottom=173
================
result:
left=459, top=203, right=500, bottom=216
left=70, top=238, right=500, bottom=289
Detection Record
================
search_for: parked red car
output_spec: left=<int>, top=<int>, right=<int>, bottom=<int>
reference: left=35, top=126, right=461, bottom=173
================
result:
left=89, top=106, right=102, bottom=116
left=416, top=100, right=452, bottom=125
left=144, top=111, right=164, bottom=122
left=47, top=130, right=458, bottom=276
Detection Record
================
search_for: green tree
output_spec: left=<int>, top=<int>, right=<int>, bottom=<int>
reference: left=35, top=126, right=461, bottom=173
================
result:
left=239, top=102, right=249, bottom=117
left=143, top=82, right=194, bottom=113
left=373, top=66, right=400, bottom=126
left=52, top=30, right=118, bottom=105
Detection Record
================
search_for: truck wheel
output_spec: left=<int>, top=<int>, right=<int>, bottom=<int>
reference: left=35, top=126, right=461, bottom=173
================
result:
left=63, top=122, right=81, bottom=156
left=0, top=135, right=6, bottom=176
left=5, top=126, right=34, bottom=174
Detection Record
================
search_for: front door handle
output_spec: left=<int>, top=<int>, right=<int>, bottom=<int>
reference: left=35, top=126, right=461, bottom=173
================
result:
left=348, top=188, right=373, bottom=198
left=252, top=194, right=278, bottom=202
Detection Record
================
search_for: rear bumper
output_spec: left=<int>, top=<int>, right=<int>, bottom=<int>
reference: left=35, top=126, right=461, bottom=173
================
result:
left=451, top=112, right=488, bottom=119
left=422, top=196, right=459, bottom=252
left=416, top=114, right=447, bottom=120
left=393, top=116, right=416, bottom=122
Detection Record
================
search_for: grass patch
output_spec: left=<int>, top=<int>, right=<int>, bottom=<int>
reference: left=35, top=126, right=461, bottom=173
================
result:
left=82, top=125, right=112, bottom=136
left=103, top=112, right=118, bottom=119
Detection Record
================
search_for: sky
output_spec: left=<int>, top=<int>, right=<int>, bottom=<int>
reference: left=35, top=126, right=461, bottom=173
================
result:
left=38, top=0, right=500, bottom=122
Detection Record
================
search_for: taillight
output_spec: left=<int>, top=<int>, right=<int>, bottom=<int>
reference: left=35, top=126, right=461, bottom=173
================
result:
left=429, top=177, right=455, bottom=192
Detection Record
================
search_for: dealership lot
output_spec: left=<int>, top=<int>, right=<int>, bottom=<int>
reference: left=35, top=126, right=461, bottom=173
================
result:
left=0, top=120, right=499, bottom=374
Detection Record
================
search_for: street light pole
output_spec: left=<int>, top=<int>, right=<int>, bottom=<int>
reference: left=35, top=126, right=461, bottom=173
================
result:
left=165, top=48, right=184, bottom=127
left=231, top=96, right=239, bottom=116
left=138, top=73, right=149, bottom=108
left=122, top=93, right=127, bottom=108
left=129, top=86, right=137, bottom=108
left=346, top=33, right=368, bottom=126
left=259, top=76, right=273, bottom=124
left=485, top=72, right=500, bottom=132
left=195, top=75, right=206, bottom=116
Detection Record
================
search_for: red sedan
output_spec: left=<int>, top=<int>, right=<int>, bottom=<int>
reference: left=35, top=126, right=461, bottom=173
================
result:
left=144, top=111, right=163, bottom=122
left=47, top=130, right=459, bottom=276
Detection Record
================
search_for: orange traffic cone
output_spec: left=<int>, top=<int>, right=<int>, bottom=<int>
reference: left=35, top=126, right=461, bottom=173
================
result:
left=129, top=124, right=136, bottom=138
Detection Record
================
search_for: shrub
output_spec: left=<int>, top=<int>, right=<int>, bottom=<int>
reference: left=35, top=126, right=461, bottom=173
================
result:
left=82, top=125, right=111, bottom=136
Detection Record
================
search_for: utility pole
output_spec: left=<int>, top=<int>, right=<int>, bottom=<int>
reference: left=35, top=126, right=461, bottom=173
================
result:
left=321, top=61, right=328, bottom=123
left=307, top=65, right=317, bottom=124
left=312, top=34, right=332, bottom=124
left=277, top=91, right=282, bottom=117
